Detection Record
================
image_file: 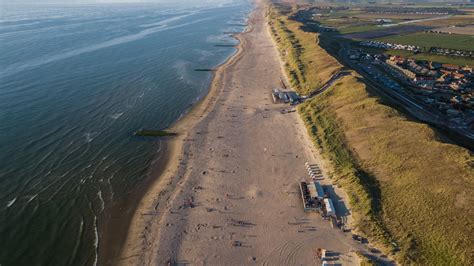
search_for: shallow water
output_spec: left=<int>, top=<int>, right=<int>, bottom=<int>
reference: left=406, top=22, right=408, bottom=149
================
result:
left=0, top=1, right=251, bottom=265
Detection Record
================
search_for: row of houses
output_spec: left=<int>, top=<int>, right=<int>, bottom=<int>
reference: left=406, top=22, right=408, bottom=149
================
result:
left=385, top=56, right=472, bottom=87
left=384, top=58, right=416, bottom=80
left=383, top=55, right=474, bottom=114
left=353, top=50, right=473, bottom=118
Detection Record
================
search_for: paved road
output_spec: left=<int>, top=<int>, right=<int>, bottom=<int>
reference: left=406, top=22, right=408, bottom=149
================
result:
left=304, top=71, right=351, bottom=99
left=381, top=15, right=453, bottom=27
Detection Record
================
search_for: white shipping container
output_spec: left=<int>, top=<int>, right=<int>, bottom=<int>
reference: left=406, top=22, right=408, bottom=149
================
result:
left=324, top=198, right=335, bottom=217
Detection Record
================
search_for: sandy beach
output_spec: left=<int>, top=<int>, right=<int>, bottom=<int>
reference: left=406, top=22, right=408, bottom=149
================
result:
left=118, top=0, right=374, bottom=264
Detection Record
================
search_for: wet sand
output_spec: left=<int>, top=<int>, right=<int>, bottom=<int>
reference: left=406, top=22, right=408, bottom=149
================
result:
left=119, top=1, right=367, bottom=265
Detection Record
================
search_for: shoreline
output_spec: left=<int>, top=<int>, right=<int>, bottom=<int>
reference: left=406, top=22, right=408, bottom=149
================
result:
left=114, top=9, right=254, bottom=266
left=134, top=0, right=368, bottom=262
left=115, top=0, right=388, bottom=264
left=98, top=139, right=171, bottom=266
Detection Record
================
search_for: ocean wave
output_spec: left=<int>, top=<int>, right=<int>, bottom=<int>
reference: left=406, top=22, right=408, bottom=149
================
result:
left=1, top=16, right=217, bottom=79
left=97, top=190, right=104, bottom=213
left=105, top=177, right=114, bottom=200
left=109, top=112, right=124, bottom=120
left=138, top=11, right=196, bottom=28
left=206, top=33, right=229, bottom=44
left=173, top=60, right=192, bottom=84
left=70, top=216, right=84, bottom=263
left=93, top=215, right=99, bottom=266
left=194, top=48, right=215, bottom=61
left=0, top=18, right=111, bottom=39
left=25, top=194, right=38, bottom=204
left=6, top=197, right=17, bottom=208
left=102, top=161, right=114, bottom=172
left=84, top=132, right=98, bottom=143
left=0, top=21, right=41, bottom=31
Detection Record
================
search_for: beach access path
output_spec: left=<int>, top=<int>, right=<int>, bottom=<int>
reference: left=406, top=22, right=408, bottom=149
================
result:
left=118, top=0, right=373, bottom=265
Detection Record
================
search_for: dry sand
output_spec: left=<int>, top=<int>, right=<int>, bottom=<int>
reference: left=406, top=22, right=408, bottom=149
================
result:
left=118, top=1, right=376, bottom=265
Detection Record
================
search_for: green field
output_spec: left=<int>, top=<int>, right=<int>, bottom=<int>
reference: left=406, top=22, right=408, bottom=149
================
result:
left=377, top=32, right=474, bottom=52
left=314, top=12, right=385, bottom=35
left=337, top=25, right=380, bottom=35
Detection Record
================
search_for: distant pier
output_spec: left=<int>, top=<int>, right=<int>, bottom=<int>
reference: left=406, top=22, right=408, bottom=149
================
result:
left=194, top=68, right=215, bottom=72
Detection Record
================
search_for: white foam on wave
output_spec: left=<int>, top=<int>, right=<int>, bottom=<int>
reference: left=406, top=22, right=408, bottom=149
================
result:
left=109, top=112, right=124, bottom=120
left=71, top=216, right=84, bottom=260
left=194, top=48, right=214, bottom=61
left=97, top=190, right=104, bottom=213
left=0, top=21, right=41, bottom=30
left=93, top=215, right=99, bottom=266
left=84, top=132, right=98, bottom=143
left=206, top=34, right=228, bottom=44
left=6, top=197, right=17, bottom=208
left=78, top=217, right=84, bottom=237
left=26, top=194, right=38, bottom=204
left=138, top=11, right=196, bottom=28
left=102, top=162, right=113, bottom=172
left=173, top=60, right=192, bottom=84
left=105, top=177, right=114, bottom=200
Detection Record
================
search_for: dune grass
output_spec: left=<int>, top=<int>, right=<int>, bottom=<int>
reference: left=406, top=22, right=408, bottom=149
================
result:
left=268, top=4, right=474, bottom=265
left=299, top=75, right=474, bottom=264
left=356, top=252, right=377, bottom=266
left=267, top=6, right=342, bottom=95
left=337, top=25, right=380, bottom=35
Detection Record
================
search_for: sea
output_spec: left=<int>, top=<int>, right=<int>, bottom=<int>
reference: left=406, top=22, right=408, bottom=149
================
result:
left=0, top=1, right=252, bottom=265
